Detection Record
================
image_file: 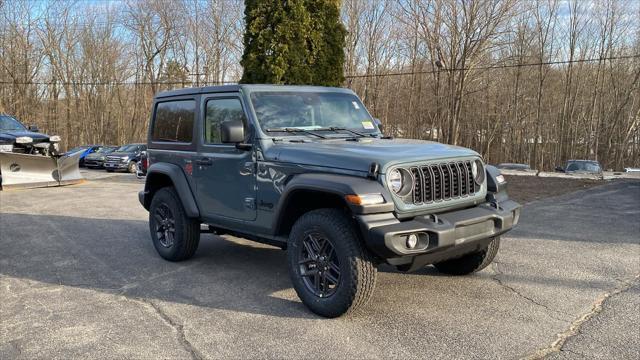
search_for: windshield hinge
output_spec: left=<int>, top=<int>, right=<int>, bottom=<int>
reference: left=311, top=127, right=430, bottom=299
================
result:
left=368, top=162, right=380, bottom=179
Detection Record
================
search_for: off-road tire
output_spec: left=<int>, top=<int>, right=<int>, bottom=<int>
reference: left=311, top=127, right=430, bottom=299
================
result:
left=128, top=161, right=137, bottom=173
left=433, top=237, right=500, bottom=275
left=287, top=208, right=377, bottom=318
left=149, top=187, right=200, bottom=262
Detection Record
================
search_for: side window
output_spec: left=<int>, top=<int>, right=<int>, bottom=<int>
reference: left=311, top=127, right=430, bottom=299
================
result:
left=152, top=100, right=195, bottom=143
left=204, top=98, right=246, bottom=144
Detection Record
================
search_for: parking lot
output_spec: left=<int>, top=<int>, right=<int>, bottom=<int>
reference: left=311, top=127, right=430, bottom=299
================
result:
left=1, top=172, right=639, bottom=359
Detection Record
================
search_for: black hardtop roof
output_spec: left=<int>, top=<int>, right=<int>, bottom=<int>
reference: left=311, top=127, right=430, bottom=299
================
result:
left=154, top=84, right=354, bottom=99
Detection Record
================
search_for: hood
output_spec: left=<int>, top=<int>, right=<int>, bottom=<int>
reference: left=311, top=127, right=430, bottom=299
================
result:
left=0, top=130, right=50, bottom=142
left=263, top=137, right=479, bottom=173
left=86, top=152, right=106, bottom=160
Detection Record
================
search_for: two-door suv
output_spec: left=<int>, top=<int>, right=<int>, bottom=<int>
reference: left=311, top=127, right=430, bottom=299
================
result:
left=139, top=85, right=520, bottom=317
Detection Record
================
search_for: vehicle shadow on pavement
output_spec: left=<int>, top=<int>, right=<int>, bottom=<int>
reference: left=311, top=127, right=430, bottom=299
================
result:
left=0, top=213, right=315, bottom=319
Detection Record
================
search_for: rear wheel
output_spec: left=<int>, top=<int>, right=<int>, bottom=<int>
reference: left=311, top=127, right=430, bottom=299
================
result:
left=149, top=187, right=200, bottom=261
left=288, top=209, right=377, bottom=318
left=433, top=237, right=500, bottom=275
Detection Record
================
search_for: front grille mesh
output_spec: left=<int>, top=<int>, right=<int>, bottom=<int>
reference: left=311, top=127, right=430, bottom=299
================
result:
left=106, top=155, right=126, bottom=163
left=409, top=160, right=479, bottom=204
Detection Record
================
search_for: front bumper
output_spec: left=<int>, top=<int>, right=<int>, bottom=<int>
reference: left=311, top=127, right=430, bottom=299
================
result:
left=84, top=159, right=105, bottom=168
left=104, top=161, right=128, bottom=170
left=357, top=199, right=520, bottom=271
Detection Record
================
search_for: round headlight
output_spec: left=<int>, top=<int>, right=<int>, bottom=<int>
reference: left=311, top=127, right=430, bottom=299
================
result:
left=472, top=159, right=485, bottom=184
left=387, top=168, right=413, bottom=197
left=388, top=169, right=403, bottom=193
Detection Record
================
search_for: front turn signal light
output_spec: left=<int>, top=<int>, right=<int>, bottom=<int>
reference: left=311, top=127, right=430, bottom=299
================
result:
left=345, top=194, right=385, bottom=206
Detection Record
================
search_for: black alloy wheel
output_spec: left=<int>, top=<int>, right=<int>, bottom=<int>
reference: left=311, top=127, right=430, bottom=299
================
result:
left=154, top=203, right=176, bottom=248
left=298, top=232, right=341, bottom=298
left=148, top=187, right=200, bottom=262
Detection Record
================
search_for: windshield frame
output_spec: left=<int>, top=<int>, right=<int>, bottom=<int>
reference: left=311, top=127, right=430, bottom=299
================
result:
left=0, top=115, right=28, bottom=131
left=246, top=89, right=380, bottom=139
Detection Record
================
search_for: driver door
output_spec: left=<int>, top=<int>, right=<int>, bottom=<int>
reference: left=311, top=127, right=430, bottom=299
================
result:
left=194, top=94, right=256, bottom=222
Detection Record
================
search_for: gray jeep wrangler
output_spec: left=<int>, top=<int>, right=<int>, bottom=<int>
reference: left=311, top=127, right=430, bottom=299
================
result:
left=139, top=85, right=520, bottom=317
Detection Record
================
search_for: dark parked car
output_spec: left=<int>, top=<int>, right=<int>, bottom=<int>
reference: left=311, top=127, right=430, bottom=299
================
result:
left=0, top=114, right=61, bottom=156
left=84, top=146, right=118, bottom=169
left=65, top=145, right=102, bottom=167
left=496, top=163, right=531, bottom=171
left=104, top=143, right=146, bottom=173
left=138, top=85, right=521, bottom=317
left=556, top=160, right=602, bottom=174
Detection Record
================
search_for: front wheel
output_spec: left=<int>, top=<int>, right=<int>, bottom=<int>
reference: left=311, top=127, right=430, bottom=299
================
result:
left=433, top=237, right=500, bottom=275
left=287, top=209, right=377, bottom=318
left=128, top=161, right=137, bottom=173
left=149, top=187, right=200, bottom=261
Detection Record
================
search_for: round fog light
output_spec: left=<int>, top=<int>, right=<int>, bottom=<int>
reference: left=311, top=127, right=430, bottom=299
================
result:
left=406, top=234, right=418, bottom=249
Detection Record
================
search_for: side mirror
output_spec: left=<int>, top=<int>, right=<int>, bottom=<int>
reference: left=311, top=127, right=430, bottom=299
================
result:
left=373, top=118, right=384, bottom=133
left=221, top=120, right=245, bottom=144
left=29, top=125, right=39, bottom=132
left=555, top=166, right=564, bottom=172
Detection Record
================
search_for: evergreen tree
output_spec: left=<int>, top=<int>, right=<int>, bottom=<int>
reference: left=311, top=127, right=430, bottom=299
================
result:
left=240, top=0, right=346, bottom=86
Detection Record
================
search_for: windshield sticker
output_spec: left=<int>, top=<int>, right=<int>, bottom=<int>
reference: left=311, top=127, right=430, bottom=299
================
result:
left=352, top=101, right=360, bottom=109
left=362, top=121, right=375, bottom=130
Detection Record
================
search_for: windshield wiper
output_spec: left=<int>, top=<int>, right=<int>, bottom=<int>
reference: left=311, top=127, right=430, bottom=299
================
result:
left=324, top=127, right=371, bottom=138
left=265, top=127, right=327, bottom=139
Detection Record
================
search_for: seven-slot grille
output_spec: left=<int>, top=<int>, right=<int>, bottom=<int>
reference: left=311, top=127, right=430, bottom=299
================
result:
left=408, top=160, right=479, bottom=204
left=106, top=155, right=126, bottom=163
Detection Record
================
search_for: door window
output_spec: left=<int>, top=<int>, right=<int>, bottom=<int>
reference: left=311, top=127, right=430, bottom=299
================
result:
left=152, top=100, right=195, bottom=143
left=204, top=98, right=246, bottom=144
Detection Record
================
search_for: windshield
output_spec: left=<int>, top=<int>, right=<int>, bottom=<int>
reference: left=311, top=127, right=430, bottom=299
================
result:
left=250, top=92, right=377, bottom=135
left=117, top=145, right=139, bottom=152
left=0, top=115, right=28, bottom=131
left=97, top=147, right=116, bottom=153
left=566, top=161, right=601, bottom=172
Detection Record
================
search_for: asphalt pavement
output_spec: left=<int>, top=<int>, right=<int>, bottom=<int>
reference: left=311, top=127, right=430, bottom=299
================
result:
left=1, top=175, right=638, bottom=359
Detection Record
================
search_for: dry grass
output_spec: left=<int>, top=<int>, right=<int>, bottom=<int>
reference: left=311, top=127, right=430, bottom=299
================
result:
left=505, top=175, right=603, bottom=204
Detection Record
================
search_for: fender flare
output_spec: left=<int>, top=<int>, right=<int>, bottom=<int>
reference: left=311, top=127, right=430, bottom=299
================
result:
left=142, top=162, right=200, bottom=218
left=272, top=173, right=395, bottom=232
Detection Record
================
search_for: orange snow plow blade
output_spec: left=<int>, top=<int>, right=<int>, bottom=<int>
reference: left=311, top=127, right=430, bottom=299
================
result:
left=0, top=151, right=83, bottom=190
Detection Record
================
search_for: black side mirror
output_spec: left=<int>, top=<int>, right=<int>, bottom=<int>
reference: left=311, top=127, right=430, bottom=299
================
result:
left=373, top=118, right=384, bottom=133
left=29, top=125, right=39, bottom=132
left=555, top=166, right=564, bottom=172
left=221, top=120, right=245, bottom=144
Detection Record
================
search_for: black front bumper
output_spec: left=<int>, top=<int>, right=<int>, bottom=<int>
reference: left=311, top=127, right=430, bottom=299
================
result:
left=84, top=159, right=105, bottom=168
left=104, top=161, right=128, bottom=170
left=356, top=199, right=520, bottom=271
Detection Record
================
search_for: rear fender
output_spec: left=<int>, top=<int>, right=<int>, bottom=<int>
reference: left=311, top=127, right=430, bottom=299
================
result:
left=143, top=163, right=200, bottom=218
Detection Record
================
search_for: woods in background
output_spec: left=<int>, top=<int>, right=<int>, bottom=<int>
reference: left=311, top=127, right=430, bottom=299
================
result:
left=1, top=0, right=639, bottom=170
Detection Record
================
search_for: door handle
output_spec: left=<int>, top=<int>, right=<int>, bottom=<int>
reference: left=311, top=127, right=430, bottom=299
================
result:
left=195, top=158, right=213, bottom=166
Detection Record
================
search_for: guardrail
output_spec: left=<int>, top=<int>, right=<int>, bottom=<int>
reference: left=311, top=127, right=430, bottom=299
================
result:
left=499, top=169, right=640, bottom=180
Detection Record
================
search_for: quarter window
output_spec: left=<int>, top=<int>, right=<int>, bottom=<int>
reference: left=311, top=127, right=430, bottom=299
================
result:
left=152, top=100, right=195, bottom=143
left=204, top=98, right=246, bottom=144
